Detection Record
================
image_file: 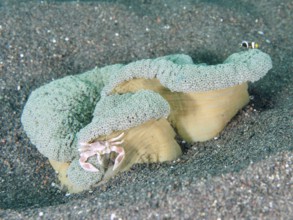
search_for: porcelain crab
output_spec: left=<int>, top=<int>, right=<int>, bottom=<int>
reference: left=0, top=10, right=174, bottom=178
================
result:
left=78, top=132, right=125, bottom=172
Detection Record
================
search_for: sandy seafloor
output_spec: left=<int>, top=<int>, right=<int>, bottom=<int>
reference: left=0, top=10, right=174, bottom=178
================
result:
left=0, top=0, right=292, bottom=219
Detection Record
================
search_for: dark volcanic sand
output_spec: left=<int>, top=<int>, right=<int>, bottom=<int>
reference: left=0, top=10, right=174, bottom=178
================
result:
left=0, top=0, right=292, bottom=219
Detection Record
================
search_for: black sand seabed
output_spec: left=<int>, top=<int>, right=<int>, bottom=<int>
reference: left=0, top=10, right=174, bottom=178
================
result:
left=0, top=0, right=292, bottom=219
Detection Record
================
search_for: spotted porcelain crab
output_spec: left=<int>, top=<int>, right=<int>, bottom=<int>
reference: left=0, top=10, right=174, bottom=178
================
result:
left=78, top=133, right=125, bottom=172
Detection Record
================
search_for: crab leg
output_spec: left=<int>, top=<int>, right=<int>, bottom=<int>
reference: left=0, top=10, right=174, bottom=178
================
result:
left=109, top=132, right=125, bottom=142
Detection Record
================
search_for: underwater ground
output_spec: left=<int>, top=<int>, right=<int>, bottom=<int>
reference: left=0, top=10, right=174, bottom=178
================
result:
left=0, top=0, right=292, bottom=219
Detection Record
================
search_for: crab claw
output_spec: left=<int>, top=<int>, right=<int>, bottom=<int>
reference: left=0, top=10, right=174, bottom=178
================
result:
left=79, top=159, right=100, bottom=172
left=79, top=151, right=100, bottom=172
left=111, top=146, right=125, bottom=170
